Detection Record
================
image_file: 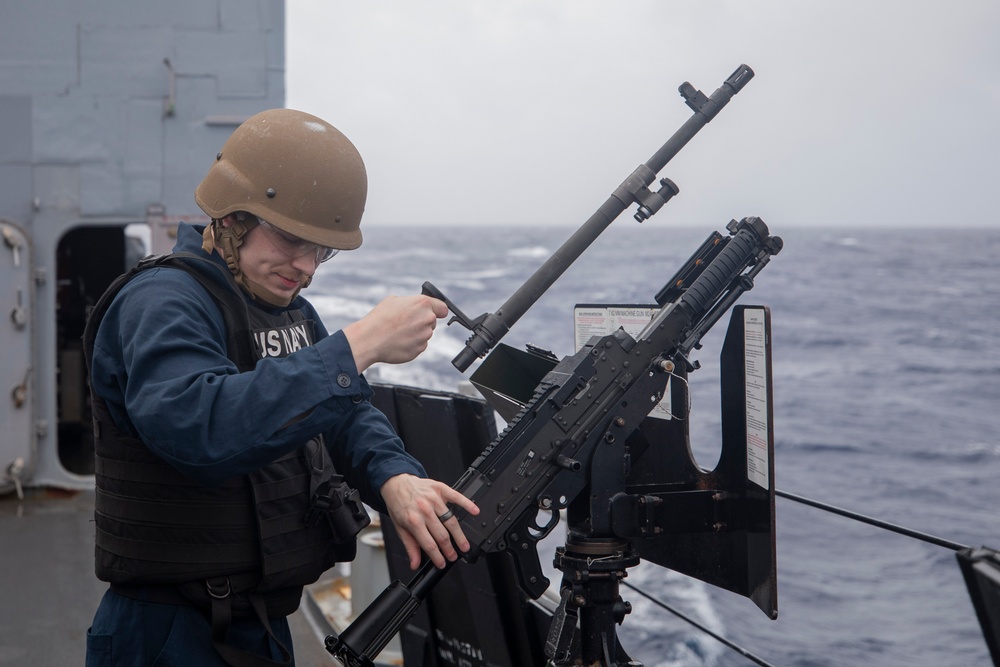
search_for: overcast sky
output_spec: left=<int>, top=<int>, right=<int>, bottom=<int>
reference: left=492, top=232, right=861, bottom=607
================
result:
left=286, top=1, right=1000, bottom=229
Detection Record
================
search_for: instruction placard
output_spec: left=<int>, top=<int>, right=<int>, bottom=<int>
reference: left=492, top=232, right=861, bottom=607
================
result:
left=573, top=304, right=672, bottom=420
left=743, top=307, right=770, bottom=489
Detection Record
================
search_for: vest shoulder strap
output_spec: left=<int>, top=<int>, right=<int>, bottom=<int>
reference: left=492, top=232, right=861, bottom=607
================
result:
left=82, top=252, right=258, bottom=373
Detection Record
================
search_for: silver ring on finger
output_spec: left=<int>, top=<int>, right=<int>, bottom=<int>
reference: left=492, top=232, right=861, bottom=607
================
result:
left=438, top=509, right=454, bottom=523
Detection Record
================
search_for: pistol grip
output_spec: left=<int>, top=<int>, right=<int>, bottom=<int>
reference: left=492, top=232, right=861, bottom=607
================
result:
left=505, top=541, right=550, bottom=600
left=503, top=509, right=558, bottom=599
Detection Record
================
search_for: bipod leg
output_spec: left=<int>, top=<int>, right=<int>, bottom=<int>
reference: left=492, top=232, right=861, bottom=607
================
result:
left=547, top=534, right=643, bottom=666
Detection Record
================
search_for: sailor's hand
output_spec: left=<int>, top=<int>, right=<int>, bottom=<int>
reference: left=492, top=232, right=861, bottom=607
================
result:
left=380, top=473, right=480, bottom=570
left=343, top=295, right=448, bottom=372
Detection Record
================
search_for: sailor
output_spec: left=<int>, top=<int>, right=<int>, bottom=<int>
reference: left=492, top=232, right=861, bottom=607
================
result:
left=83, top=109, right=478, bottom=666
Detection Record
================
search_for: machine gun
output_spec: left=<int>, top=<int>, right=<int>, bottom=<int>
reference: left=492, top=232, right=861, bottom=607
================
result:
left=328, top=64, right=775, bottom=666
left=327, top=217, right=782, bottom=666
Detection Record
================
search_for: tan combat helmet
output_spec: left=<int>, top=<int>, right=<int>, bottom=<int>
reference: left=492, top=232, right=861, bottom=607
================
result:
left=195, top=108, right=367, bottom=251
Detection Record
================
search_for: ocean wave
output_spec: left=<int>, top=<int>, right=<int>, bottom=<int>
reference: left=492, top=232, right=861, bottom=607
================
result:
left=780, top=440, right=868, bottom=456
left=620, top=564, right=724, bottom=667
left=909, top=440, right=1000, bottom=463
left=507, top=245, right=551, bottom=259
left=444, top=267, right=511, bottom=280
left=308, top=294, right=377, bottom=322
left=354, top=246, right=466, bottom=264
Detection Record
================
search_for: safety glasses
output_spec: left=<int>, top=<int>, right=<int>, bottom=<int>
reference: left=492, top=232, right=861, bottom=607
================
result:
left=256, top=219, right=339, bottom=263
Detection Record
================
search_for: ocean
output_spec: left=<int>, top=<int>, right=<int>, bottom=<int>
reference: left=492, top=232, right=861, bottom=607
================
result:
left=309, top=222, right=1000, bottom=667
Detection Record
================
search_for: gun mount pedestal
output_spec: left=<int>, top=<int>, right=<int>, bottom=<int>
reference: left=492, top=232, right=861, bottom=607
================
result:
left=547, top=535, right=643, bottom=667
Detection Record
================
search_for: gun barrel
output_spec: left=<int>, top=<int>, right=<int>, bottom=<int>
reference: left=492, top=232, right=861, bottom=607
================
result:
left=648, top=64, right=754, bottom=174
left=327, top=561, right=450, bottom=664
left=452, top=64, right=754, bottom=372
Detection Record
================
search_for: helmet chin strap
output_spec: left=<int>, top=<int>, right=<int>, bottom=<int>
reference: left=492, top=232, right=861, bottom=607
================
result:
left=205, top=215, right=304, bottom=308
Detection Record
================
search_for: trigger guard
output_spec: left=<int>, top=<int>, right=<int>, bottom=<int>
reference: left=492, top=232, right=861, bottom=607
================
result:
left=529, top=506, right=560, bottom=539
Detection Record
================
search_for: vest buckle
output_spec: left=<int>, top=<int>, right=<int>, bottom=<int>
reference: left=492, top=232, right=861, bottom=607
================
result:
left=206, top=576, right=232, bottom=600
left=305, top=479, right=340, bottom=527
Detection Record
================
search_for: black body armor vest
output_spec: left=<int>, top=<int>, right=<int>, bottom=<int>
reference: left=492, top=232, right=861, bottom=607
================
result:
left=83, top=253, right=370, bottom=618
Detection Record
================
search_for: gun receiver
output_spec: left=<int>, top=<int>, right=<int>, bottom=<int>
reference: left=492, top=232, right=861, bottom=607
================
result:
left=422, top=64, right=755, bottom=372
left=328, top=217, right=782, bottom=665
